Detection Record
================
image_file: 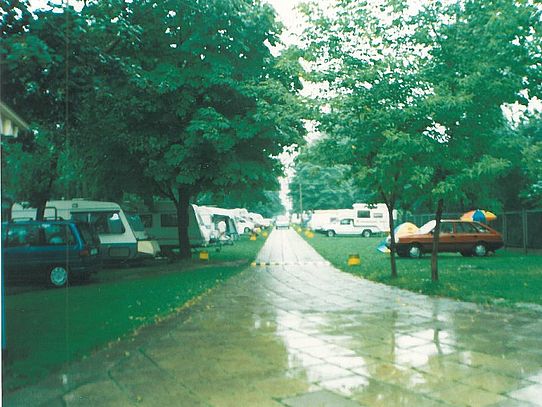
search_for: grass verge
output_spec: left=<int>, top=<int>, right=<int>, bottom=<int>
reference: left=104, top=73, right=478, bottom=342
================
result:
left=300, top=231, right=542, bottom=307
left=2, top=235, right=266, bottom=392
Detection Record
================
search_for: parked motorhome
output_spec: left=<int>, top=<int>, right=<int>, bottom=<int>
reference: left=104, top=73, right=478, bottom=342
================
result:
left=10, top=200, right=145, bottom=262
left=136, top=201, right=211, bottom=253
left=351, top=203, right=396, bottom=234
left=312, top=204, right=396, bottom=237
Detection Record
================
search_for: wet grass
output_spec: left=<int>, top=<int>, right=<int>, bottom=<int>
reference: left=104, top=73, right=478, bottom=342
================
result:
left=301, top=231, right=542, bottom=307
left=2, top=235, right=266, bottom=392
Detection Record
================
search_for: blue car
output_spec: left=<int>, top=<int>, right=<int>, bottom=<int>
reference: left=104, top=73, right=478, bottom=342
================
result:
left=2, top=220, right=102, bottom=287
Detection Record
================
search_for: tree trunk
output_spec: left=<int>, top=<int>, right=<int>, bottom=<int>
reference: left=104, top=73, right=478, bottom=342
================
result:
left=35, top=199, right=47, bottom=221
left=175, top=187, right=192, bottom=259
left=431, top=198, right=444, bottom=282
left=387, top=204, right=398, bottom=279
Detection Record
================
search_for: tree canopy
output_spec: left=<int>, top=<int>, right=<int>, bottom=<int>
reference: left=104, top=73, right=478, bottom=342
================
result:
left=2, top=0, right=306, bottom=256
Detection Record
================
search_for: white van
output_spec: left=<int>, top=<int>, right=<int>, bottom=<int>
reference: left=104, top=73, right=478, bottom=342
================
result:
left=11, top=200, right=141, bottom=262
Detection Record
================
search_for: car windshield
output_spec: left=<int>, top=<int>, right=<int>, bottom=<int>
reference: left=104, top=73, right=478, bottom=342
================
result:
left=418, top=220, right=436, bottom=234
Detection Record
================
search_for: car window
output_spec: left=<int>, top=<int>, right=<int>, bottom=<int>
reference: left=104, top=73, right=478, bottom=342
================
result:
left=472, top=223, right=491, bottom=233
left=42, top=223, right=76, bottom=245
left=75, top=222, right=100, bottom=245
left=340, top=219, right=352, bottom=225
left=456, top=222, right=478, bottom=233
left=6, top=224, right=40, bottom=247
left=440, top=222, right=453, bottom=234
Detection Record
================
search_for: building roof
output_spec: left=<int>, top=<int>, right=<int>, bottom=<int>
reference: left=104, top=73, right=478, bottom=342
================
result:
left=1, top=101, right=29, bottom=137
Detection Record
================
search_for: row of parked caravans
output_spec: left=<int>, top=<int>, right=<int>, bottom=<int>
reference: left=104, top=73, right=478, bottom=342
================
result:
left=9, top=199, right=267, bottom=261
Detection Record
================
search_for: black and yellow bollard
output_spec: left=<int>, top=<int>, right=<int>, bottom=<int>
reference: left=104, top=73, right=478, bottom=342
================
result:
left=199, top=250, right=209, bottom=261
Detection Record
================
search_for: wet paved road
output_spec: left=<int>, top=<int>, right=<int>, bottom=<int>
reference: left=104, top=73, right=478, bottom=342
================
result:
left=6, top=229, right=542, bottom=406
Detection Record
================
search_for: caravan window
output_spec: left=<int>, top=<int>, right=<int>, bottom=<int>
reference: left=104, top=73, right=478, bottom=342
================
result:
left=73, top=211, right=125, bottom=235
left=373, top=213, right=384, bottom=218
left=140, top=214, right=153, bottom=228
left=161, top=214, right=178, bottom=227
left=357, top=210, right=371, bottom=219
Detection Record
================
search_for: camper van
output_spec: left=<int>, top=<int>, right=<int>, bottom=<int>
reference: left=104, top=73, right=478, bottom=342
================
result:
left=11, top=200, right=142, bottom=262
left=316, top=204, right=396, bottom=237
left=137, top=201, right=211, bottom=253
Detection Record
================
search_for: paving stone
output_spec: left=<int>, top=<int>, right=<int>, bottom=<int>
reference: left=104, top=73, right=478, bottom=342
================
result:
left=281, top=390, right=363, bottom=407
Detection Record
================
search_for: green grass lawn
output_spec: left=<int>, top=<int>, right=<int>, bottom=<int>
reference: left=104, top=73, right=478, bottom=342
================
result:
left=301, top=232, right=542, bottom=307
left=2, top=235, right=266, bottom=392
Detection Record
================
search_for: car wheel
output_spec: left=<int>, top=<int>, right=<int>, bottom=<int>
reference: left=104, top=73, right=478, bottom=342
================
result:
left=362, top=230, right=372, bottom=238
left=473, top=243, right=487, bottom=257
left=244, top=227, right=251, bottom=233
left=327, top=230, right=335, bottom=237
left=408, top=244, right=422, bottom=259
left=49, top=266, right=69, bottom=287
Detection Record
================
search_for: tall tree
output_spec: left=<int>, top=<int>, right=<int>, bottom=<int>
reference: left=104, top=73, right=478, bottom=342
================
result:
left=415, top=0, right=542, bottom=279
left=1, top=2, right=117, bottom=216
left=82, top=0, right=305, bottom=257
left=300, top=0, right=434, bottom=278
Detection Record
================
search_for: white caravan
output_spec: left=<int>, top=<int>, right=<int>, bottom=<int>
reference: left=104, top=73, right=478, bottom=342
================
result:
left=248, top=212, right=268, bottom=228
left=196, top=206, right=239, bottom=243
left=10, top=200, right=147, bottom=261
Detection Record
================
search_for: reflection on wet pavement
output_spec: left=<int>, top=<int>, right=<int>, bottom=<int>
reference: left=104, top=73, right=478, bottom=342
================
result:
left=6, top=228, right=542, bottom=406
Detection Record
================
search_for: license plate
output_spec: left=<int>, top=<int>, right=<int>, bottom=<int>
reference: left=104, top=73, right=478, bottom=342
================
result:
left=90, top=248, right=98, bottom=256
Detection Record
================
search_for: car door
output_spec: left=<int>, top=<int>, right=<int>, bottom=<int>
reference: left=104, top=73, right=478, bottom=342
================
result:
left=3, top=223, right=41, bottom=281
left=437, top=222, right=455, bottom=252
left=40, top=223, right=77, bottom=269
left=336, top=219, right=353, bottom=235
left=455, top=222, right=481, bottom=252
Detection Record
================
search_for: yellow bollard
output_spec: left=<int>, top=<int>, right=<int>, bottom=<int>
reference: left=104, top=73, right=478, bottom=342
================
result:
left=250, top=234, right=257, bottom=241
left=347, top=254, right=361, bottom=266
left=199, top=251, right=209, bottom=261
left=307, top=231, right=315, bottom=238
left=262, top=231, right=268, bottom=238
